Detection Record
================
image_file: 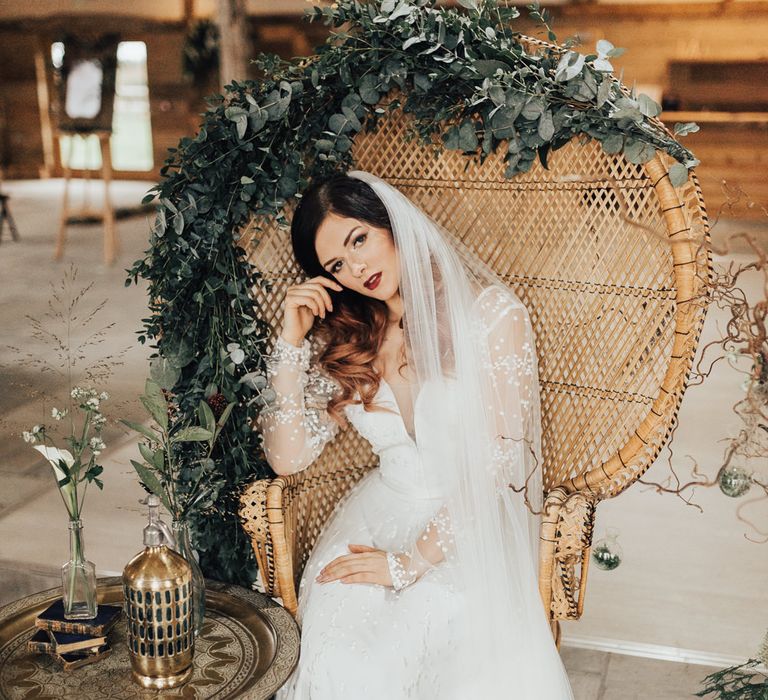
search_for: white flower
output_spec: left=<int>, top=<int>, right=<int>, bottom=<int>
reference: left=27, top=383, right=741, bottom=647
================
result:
left=89, top=437, right=106, bottom=452
left=32, top=444, right=78, bottom=519
left=86, top=397, right=100, bottom=410
left=51, top=407, right=68, bottom=420
left=99, top=391, right=109, bottom=401
left=23, top=431, right=36, bottom=443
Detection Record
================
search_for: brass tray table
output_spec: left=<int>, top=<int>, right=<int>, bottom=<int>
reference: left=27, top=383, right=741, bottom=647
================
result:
left=0, top=576, right=299, bottom=699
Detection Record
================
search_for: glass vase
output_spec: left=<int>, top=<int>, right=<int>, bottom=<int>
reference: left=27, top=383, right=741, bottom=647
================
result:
left=61, top=518, right=98, bottom=619
left=171, top=519, right=205, bottom=637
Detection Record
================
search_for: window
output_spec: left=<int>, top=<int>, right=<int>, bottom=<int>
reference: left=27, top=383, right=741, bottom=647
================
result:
left=52, top=40, right=154, bottom=172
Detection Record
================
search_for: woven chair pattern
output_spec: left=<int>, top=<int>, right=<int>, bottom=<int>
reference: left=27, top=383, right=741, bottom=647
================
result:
left=238, top=36, right=712, bottom=638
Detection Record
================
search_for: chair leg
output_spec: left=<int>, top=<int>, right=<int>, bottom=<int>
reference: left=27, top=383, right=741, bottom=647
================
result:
left=0, top=194, right=20, bottom=244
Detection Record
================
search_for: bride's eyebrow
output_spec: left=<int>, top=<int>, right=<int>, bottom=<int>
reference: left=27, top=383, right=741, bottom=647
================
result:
left=322, top=225, right=364, bottom=269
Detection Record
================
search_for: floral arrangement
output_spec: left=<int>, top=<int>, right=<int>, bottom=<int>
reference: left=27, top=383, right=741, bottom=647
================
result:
left=24, top=388, right=108, bottom=521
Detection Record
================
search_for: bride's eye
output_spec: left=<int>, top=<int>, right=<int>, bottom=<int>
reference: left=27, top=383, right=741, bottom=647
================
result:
left=331, top=233, right=367, bottom=273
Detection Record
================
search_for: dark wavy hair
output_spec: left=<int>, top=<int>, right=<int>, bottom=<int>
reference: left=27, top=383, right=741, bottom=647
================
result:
left=290, top=172, right=406, bottom=428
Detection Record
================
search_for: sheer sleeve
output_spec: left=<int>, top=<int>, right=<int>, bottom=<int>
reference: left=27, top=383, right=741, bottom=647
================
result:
left=385, top=286, right=541, bottom=591
left=481, top=287, right=543, bottom=565
left=482, top=289, right=540, bottom=492
left=255, top=334, right=342, bottom=476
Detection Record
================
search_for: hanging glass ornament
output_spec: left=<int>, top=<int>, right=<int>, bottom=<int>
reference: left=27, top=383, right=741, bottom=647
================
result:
left=591, top=527, right=623, bottom=571
left=718, top=466, right=752, bottom=498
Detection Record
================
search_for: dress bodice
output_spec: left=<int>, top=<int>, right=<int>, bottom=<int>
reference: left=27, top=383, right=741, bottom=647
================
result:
left=343, top=377, right=461, bottom=500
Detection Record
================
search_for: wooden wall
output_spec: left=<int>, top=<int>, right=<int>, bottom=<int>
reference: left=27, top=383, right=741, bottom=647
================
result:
left=1, top=4, right=766, bottom=219
left=0, top=13, right=325, bottom=181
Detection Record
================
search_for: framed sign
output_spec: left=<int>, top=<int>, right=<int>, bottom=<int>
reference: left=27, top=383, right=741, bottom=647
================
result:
left=52, top=33, right=119, bottom=133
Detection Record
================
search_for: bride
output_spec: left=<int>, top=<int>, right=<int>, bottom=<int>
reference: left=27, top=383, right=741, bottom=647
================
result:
left=256, top=170, right=574, bottom=699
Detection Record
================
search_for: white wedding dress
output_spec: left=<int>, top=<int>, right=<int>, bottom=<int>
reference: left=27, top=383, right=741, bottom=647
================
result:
left=257, top=286, right=573, bottom=699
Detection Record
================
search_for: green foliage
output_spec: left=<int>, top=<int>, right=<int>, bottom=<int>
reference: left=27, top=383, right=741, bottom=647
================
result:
left=120, top=379, right=235, bottom=524
left=125, top=0, right=699, bottom=586
left=695, top=659, right=768, bottom=699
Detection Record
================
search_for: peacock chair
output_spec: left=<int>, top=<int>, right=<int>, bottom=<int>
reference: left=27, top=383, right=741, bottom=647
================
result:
left=238, top=34, right=712, bottom=648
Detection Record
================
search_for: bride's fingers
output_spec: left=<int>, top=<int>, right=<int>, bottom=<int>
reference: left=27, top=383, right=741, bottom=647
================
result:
left=340, top=573, right=375, bottom=584
left=318, top=555, right=380, bottom=581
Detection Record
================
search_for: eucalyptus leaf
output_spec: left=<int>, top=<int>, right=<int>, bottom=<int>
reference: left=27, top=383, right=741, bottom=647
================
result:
left=489, top=106, right=518, bottom=139
left=474, top=59, right=509, bottom=78
left=521, top=97, right=545, bottom=120
left=597, top=78, right=613, bottom=108
left=668, top=162, right=689, bottom=187
left=601, top=133, right=624, bottom=154
left=171, top=427, right=214, bottom=443
left=674, top=121, right=700, bottom=137
left=637, top=94, right=662, bottom=118
left=623, top=138, right=656, bottom=164
left=538, top=110, right=554, bottom=141
left=458, top=120, right=479, bottom=151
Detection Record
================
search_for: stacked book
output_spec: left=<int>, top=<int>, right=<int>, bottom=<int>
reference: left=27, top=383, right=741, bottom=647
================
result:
left=27, top=599, right=122, bottom=671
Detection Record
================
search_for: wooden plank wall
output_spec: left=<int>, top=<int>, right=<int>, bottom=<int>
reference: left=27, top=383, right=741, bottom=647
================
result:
left=0, top=5, right=766, bottom=220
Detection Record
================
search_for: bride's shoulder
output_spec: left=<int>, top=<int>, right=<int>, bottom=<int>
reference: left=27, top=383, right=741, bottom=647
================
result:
left=473, top=284, right=525, bottom=333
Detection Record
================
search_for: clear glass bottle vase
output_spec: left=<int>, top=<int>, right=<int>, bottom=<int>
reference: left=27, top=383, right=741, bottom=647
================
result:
left=61, top=518, right=98, bottom=619
left=171, top=519, right=205, bottom=637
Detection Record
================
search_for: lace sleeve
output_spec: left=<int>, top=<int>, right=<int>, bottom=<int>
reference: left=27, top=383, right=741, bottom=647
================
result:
left=482, top=287, right=544, bottom=566
left=482, top=289, right=541, bottom=497
left=255, top=334, right=342, bottom=476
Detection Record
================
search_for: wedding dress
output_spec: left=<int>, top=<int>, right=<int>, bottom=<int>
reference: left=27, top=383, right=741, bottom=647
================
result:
left=257, top=283, right=574, bottom=699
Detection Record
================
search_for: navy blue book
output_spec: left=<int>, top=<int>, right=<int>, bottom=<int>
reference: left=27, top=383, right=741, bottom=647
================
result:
left=27, top=628, right=107, bottom=654
left=34, top=600, right=122, bottom=636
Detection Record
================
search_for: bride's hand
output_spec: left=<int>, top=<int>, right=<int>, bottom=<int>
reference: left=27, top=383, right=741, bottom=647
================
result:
left=315, top=544, right=395, bottom=587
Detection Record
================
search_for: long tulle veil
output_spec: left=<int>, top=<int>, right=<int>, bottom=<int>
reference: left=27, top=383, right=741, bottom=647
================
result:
left=347, top=170, right=574, bottom=698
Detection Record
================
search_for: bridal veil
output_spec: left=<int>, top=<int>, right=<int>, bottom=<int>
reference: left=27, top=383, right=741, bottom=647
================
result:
left=346, top=170, right=574, bottom=698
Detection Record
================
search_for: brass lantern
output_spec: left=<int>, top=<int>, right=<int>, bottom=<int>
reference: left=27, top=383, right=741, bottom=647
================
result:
left=122, top=495, right=195, bottom=689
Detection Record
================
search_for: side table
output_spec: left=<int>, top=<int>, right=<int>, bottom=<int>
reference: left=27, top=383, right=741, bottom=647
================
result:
left=0, top=576, right=299, bottom=699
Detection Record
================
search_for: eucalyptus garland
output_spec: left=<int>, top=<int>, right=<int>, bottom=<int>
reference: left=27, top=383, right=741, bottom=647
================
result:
left=125, top=0, right=699, bottom=586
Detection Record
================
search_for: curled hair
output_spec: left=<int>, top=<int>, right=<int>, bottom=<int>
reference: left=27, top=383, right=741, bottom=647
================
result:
left=290, top=173, right=407, bottom=428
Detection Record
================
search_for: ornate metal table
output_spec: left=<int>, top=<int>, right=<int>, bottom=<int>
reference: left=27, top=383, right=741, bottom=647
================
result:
left=0, top=576, right=299, bottom=699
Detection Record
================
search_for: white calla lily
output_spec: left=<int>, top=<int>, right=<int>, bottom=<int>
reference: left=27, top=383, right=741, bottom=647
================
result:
left=33, top=444, right=79, bottom=518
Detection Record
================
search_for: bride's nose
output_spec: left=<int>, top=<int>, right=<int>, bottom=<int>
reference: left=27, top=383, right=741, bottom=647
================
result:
left=350, top=258, right=367, bottom=278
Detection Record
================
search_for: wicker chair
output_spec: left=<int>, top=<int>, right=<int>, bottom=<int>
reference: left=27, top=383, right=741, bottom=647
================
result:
left=238, top=38, right=712, bottom=648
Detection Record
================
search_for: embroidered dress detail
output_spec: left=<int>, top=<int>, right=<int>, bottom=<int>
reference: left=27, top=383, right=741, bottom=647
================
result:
left=256, top=334, right=341, bottom=475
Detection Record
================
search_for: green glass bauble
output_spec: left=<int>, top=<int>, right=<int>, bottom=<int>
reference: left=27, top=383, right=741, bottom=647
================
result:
left=591, top=527, right=623, bottom=571
left=718, top=466, right=752, bottom=498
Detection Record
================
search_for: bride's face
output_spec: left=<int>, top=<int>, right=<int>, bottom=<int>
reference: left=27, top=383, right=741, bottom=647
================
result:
left=315, top=212, right=399, bottom=299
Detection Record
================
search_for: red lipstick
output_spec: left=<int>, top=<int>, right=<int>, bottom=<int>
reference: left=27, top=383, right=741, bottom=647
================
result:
left=364, top=272, right=382, bottom=290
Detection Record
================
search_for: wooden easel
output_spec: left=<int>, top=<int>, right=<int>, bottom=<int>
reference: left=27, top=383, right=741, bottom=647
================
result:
left=54, top=129, right=118, bottom=265
left=0, top=169, right=20, bottom=244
